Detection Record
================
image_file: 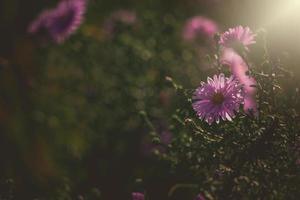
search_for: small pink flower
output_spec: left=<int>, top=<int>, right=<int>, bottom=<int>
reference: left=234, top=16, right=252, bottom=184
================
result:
left=219, top=26, right=256, bottom=51
left=182, top=16, right=218, bottom=42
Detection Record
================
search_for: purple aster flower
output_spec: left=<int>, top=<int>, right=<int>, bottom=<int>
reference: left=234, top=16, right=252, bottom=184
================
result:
left=103, top=9, right=137, bottom=38
left=28, top=0, right=87, bottom=44
left=132, top=192, right=145, bottom=200
left=182, top=16, right=218, bottom=42
left=192, top=74, right=244, bottom=124
left=219, top=26, right=256, bottom=51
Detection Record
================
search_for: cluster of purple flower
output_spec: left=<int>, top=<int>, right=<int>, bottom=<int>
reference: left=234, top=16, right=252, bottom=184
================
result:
left=28, top=2, right=257, bottom=126
left=187, top=23, right=257, bottom=124
left=29, top=3, right=258, bottom=197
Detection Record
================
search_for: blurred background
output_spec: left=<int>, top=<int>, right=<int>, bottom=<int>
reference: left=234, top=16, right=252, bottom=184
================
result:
left=0, top=0, right=300, bottom=199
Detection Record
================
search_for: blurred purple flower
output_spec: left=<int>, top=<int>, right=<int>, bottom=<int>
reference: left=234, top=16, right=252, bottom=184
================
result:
left=28, top=0, right=87, bottom=44
left=192, top=74, right=244, bottom=124
left=243, top=95, right=257, bottom=115
left=241, top=76, right=258, bottom=115
left=220, top=48, right=248, bottom=78
left=195, top=193, right=206, bottom=200
left=220, top=48, right=258, bottom=115
left=132, top=192, right=145, bottom=200
left=182, top=16, right=218, bottom=42
left=219, top=26, right=256, bottom=51
left=103, top=9, right=137, bottom=38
